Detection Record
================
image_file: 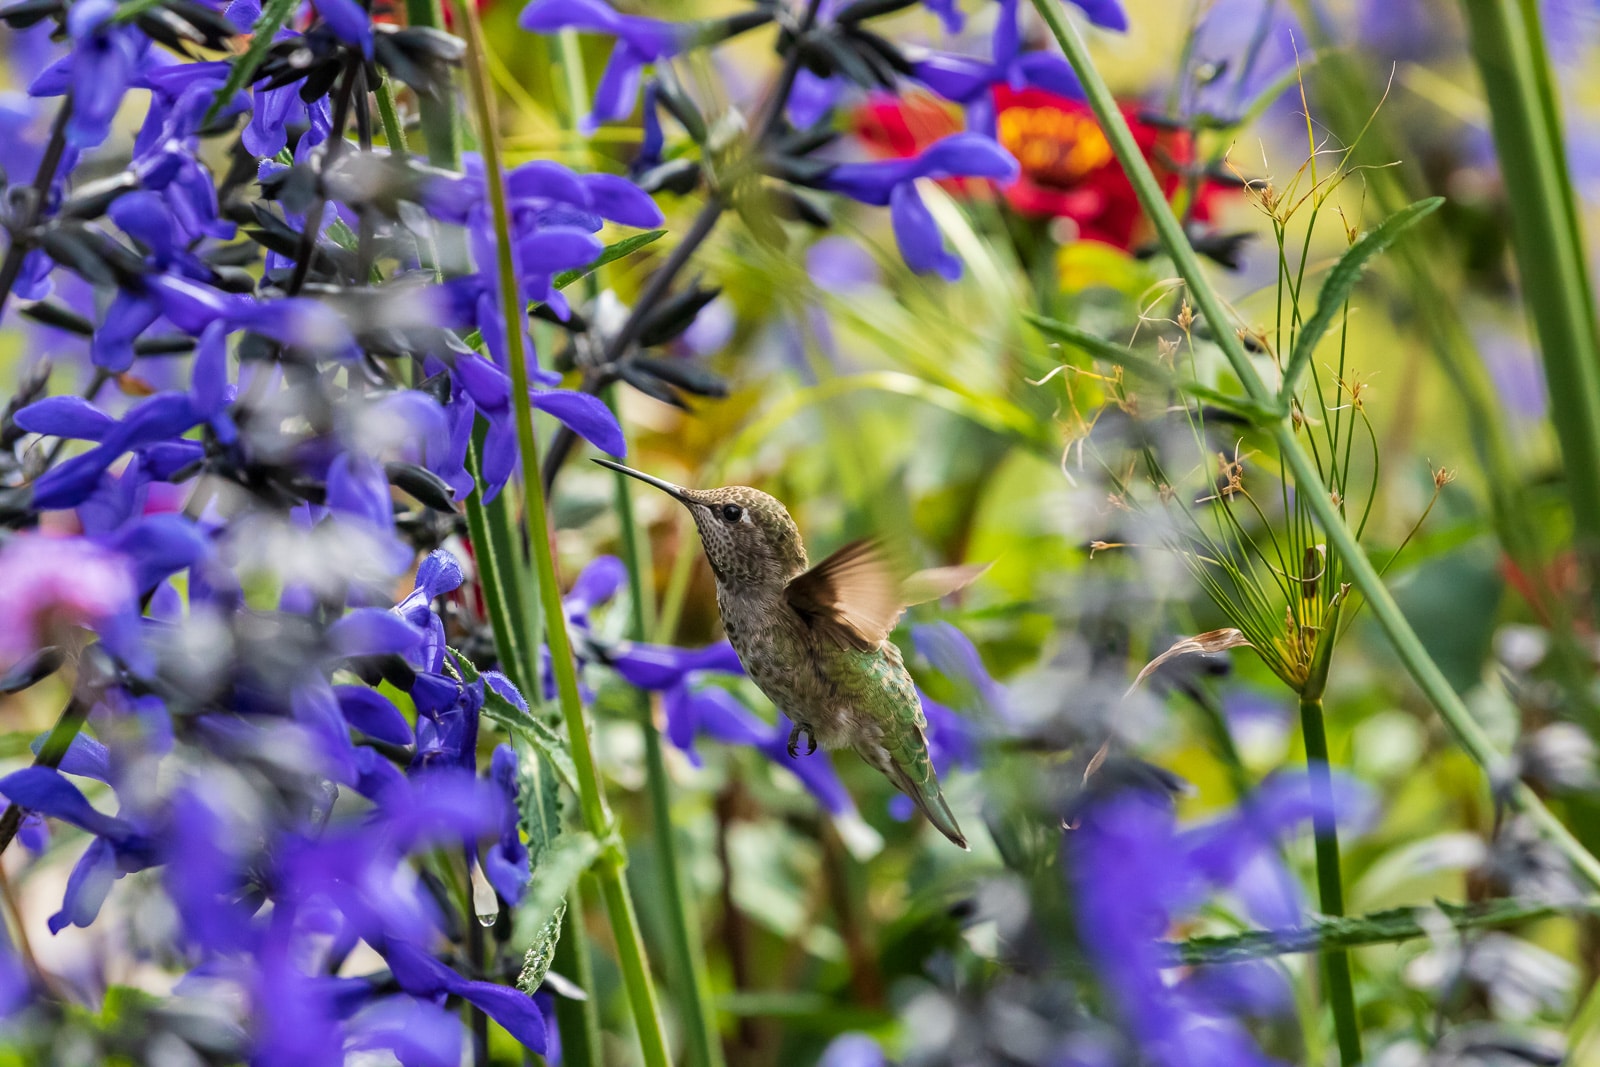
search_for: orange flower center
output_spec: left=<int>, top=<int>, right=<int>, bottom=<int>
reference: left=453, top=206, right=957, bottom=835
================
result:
left=996, top=106, right=1113, bottom=188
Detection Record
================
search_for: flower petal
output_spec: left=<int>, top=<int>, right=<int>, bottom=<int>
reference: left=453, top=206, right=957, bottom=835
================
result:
left=529, top=389, right=624, bottom=457
left=335, top=686, right=416, bottom=747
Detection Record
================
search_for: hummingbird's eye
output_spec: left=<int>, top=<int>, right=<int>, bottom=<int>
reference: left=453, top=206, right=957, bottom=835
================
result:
left=719, top=504, right=744, bottom=523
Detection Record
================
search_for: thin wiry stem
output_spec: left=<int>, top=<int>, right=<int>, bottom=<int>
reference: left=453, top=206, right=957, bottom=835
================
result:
left=0, top=98, right=73, bottom=324
left=1031, top=0, right=1600, bottom=885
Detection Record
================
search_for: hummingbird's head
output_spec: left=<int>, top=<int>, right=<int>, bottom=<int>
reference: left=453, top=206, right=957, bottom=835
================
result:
left=594, top=461, right=807, bottom=589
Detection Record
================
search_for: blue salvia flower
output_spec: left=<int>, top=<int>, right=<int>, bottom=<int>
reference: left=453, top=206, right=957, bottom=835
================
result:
left=517, top=0, right=692, bottom=132
left=912, top=0, right=1088, bottom=137
left=1070, top=772, right=1374, bottom=1067
left=819, top=133, right=1019, bottom=278
left=28, top=0, right=152, bottom=148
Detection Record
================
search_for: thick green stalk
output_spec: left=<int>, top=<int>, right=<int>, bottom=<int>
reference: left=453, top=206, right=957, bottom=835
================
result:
left=1029, top=0, right=1600, bottom=884
left=403, top=0, right=460, bottom=167
left=1298, top=692, right=1360, bottom=1066
left=374, top=74, right=409, bottom=154
left=1460, top=0, right=1600, bottom=612
left=451, top=1, right=671, bottom=1063
left=546, top=15, right=721, bottom=1060
left=465, top=438, right=530, bottom=695
left=611, top=434, right=725, bottom=1067
left=396, top=1, right=597, bottom=1056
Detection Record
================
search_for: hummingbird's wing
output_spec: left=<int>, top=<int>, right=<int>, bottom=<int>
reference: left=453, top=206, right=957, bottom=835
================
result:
left=784, top=538, right=903, bottom=652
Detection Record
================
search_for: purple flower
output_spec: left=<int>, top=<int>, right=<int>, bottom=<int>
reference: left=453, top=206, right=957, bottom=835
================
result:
left=29, top=0, right=151, bottom=149
left=912, top=621, right=1011, bottom=721
left=820, top=1033, right=887, bottom=1067
left=0, top=534, right=136, bottom=668
left=485, top=744, right=532, bottom=903
left=1070, top=771, right=1374, bottom=1066
left=819, top=134, right=1019, bottom=278
left=0, top=766, right=158, bottom=934
left=316, top=0, right=375, bottom=58
left=911, top=0, right=1087, bottom=136
left=1185, top=0, right=1301, bottom=123
left=437, top=351, right=625, bottom=503
left=518, top=0, right=693, bottom=132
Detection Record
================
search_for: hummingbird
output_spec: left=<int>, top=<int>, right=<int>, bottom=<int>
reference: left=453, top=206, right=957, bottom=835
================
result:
left=595, top=459, right=981, bottom=850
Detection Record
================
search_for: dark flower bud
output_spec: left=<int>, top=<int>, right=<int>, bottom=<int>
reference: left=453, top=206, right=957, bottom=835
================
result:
left=654, top=70, right=708, bottom=144
left=60, top=172, right=141, bottom=221
left=634, top=159, right=702, bottom=197
left=636, top=283, right=721, bottom=348
left=835, top=0, right=919, bottom=23
left=628, top=355, right=728, bottom=399
left=771, top=186, right=831, bottom=228
left=373, top=26, right=466, bottom=99
left=0, top=645, right=63, bottom=694
left=386, top=461, right=459, bottom=514
left=1513, top=723, right=1599, bottom=795
left=134, top=334, right=199, bottom=356
left=19, top=300, right=93, bottom=335
left=0, top=0, right=62, bottom=28
left=615, top=361, right=689, bottom=409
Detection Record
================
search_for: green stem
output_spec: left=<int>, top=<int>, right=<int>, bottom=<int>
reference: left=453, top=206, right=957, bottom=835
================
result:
left=404, top=0, right=460, bottom=166
left=1460, top=0, right=1600, bottom=612
left=610, top=419, right=725, bottom=1067
left=1298, top=693, right=1360, bottom=1066
left=464, top=436, right=530, bottom=694
left=374, top=73, right=409, bottom=154
left=451, top=2, right=671, bottom=1063
left=1029, top=0, right=1600, bottom=884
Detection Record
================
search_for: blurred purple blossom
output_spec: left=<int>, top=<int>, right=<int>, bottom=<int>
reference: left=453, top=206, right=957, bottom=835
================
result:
left=820, top=133, right=1019, bottom=278
left=518, top=0, right=694, bottom=132
left=0, top=534, right=136, bottom=668
left=1071, top=772, right=1374, bottom=1065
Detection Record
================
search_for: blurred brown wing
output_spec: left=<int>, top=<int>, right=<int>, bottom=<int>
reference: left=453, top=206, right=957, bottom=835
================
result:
left=784, top=538, right=903, bottom=651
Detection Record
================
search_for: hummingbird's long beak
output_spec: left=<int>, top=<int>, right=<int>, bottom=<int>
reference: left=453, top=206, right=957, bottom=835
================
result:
left=592, top=458, right=692, bottom=504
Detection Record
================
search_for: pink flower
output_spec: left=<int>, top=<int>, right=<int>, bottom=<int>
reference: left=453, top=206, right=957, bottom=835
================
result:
left=0, top=534, right=136, bottom=665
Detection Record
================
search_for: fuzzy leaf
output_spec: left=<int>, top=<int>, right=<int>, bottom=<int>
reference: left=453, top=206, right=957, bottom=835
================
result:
left=511, top=731, right=570, bottom=993
left=514, top=830, right=602, bottom=994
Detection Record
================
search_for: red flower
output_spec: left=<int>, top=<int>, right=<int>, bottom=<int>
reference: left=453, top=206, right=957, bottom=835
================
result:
left=851, top=93, right=962, bottom=158
left=851, top=87, right=1236, bottom=253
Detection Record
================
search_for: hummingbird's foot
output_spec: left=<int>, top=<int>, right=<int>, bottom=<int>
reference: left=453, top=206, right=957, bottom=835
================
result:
left=787, top=723, right=817, bottom=759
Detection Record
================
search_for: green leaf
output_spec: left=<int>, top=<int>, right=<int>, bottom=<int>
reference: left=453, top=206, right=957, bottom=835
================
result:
left=1023, top=311, right=1277, bottom=423
left=458, top=229, right=669, bottom=350
left=203, top=0, right=298, bottom=126
left=512, top=731, right=572, bottom=993
left=552, top=229, right=667, bottom=291
left=514, top=830, right=602, bottom=993
left=1163, top=897, right=1591, bottom=966
left=446, top=645, right=591, bottom=992
left=445, top=647, right=580, bottom=791
left=1278, top=197, right=1443, bottom=405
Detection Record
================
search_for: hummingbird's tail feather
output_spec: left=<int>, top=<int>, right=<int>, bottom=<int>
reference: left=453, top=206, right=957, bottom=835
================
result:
left=879, top=756, right=969, bottom=851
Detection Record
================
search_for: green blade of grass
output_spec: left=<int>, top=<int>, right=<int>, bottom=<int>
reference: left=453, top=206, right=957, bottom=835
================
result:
left=1462, top=0, right=1600, bottom=607
left=201, top=0, right=297, bottom=126
left=1279, top=197, right=1443, bottom=405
